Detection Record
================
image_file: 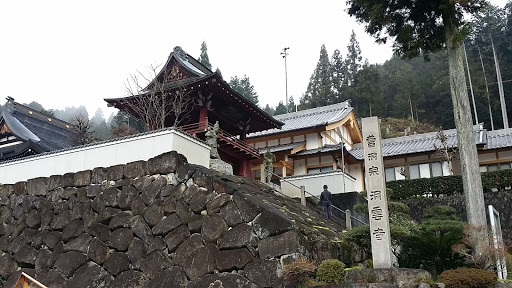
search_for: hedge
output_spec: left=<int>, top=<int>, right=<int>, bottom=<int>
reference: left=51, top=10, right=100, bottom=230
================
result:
left=387, top=169, right=512, bottom=200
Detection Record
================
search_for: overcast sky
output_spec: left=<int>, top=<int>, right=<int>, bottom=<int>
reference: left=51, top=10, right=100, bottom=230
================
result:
left=1, top=0, right=510, bottom=119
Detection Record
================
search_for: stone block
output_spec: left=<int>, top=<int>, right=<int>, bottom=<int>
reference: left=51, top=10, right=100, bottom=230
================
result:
left=107, top=164, right=124, bottom=181
left=130, top=215, right=152, bottom=244
left=92, top=167, right=107, bottom=184
left=87, top=237, right=109, bottom=264
left=253, top=209, right=295, bottom=239
left=63, top=233, right=92, bottom=253
left=175, top=199, right=193, bottom=223
left=145, top=267, right=188, bottom=288
left=103, top=187, right=120, bottom=207
left=74, top=170, right=91, bottom=187
left=109, top=211, right=132, bottom=229
left=216, top=248, right=254, bottom=271
left=174, top=234, right=203, bottom=266
left=183, top=244, right=218, bottom=280
left=109, top=228, right=133, bottom=252
left=188, top=273, right=258, bottom=288
left=0, top=184, right=14, bottom=197
left=62, top=219, right=84, bottom=241
left=233, top=191, right=263, bottom=222
left=0, top=253, right=18, bottom=279
left=14, top=181, right=27, bottom=195
left=187, top=214, right=203, bottom=233
left=147, top=151, right=187, bottom=175
left=54, top=251, right=88, bottom=277
left=258, top=230, right=308, bottom=259
left=61, top=173, right=75, bottom=187
left=141, top=176, right=166, bottom=206
left=124, top=160, right=147, bottom=179
left=26, top=177, right=48, bottom=196
left=110, top=270, right=149, bottom=288
left=165, top=225, right=190, bottom=252
left=183, top=184, right=210, bottom=212
left=206, top=193, right=231, bottom=214
left=143, top=201, right=164, bottom=227
left=126, top=238, right=146, bottom=269
left=201, top=214, right=228, bottom=243
left=89, top=223, right=111, bottom=242
left=220, top=201, right=243, bottom=227
left=66, top=261, right=113, bottom=287
left=103, top=252, right=129, bottom=276
left=152, top=213, right=182, bottom=236
left=36, top=269, right=67, bottom=288
left=139, top=251, right=172, bottom=279
left=44, top=231, right=62, bottom=249
left=345, top=268, right=432, bottom=288
left=218, top=223, right=255, bottom=249
left=243, top=260, right=281, bottom=288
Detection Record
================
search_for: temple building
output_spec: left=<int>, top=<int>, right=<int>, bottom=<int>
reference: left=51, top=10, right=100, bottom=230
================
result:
left=104, top=46, right=283, bottom=177
left=0, top=97, right=77, bottom=161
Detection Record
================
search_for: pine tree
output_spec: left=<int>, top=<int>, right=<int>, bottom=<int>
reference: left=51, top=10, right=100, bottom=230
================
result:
left=263, top=104, right=275, bottom=116
left=331, top=49, right=347, bottom=102
left=287, top=96, right=296, bottom=112
left=229, top=75, right=259, bottom=106
left=198, top=41, right=212, bottom=70
left=345, top=30, right=363, bottom=86
left=215, top=67, right=223, bottom=79
left=274, top=101, right=288, bottom=115
left=299, top=44, right=334, bottom=109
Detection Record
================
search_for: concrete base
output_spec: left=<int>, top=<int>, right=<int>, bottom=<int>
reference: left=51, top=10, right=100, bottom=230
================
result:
left=209, top=159, right=233, bottom=175
left=345, top=268, right=431, bottom=288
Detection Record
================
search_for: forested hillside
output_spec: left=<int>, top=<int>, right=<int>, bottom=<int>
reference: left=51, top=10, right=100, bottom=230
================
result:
left=296, top=2, right=512, bottom=130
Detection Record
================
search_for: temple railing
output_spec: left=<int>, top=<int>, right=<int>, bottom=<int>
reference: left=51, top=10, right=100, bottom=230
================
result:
left=14, top=272, right=47, bottom=288
left=179, top=121, right=260, bottom=159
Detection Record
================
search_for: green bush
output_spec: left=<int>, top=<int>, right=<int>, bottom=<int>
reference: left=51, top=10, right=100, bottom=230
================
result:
left=316, top=259, right=346, bottom=283
left=439, top=268, right=497, bottom=288
left=387, top=168, right=512, bottom=200
left=506, top=253, right=512, bottom=280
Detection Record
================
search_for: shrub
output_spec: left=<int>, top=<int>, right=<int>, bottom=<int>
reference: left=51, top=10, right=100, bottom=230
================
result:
left=316, top=259, right=346, bottom=283
left=387, top=168, right=512, bottom=200
left=282, top=257, right=316, bottom=286
left=439, top=268, right=497, bottom=288
left=506, top=253, right=512, bottom=280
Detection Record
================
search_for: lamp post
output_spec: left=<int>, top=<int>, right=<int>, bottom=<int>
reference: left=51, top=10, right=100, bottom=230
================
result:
left=281, top=47, right=290, bottom=112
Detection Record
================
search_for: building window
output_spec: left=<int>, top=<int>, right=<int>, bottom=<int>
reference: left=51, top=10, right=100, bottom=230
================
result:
left=385, top=166, right=405, bottom=182
left=308, top=166, right=333, bottom=174
left=480, top=162, right=512, bottom=172
left=410, top=161, right=450, bottom=179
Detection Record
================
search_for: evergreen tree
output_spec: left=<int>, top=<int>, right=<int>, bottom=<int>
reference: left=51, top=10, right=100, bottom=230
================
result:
left=229, top=75, right=259, bottom=106
left=90, top=108, right=110, bottom=140
left=287, top=96, right=296, bottom=113
left=215, top=67, right=223, bottom=79
left=274, top=101, right=288, bottom=115
left=346, top=0, right=488, bottom=256
left=345, top=30, right=363, bottom=86
left=198, top=41, right=212, bottom=70
left=331, top=49, right=347, bottom=102
left=263, top=104, right=275, bottom=116
left=299, top=44, right=334, bottom=109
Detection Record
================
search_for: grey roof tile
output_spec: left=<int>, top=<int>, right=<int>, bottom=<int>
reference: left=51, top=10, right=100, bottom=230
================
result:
left=258, top=142, right=305, bottom=154
left=484, top=128, right=512, bottom=150
left=348, top=126, right=486, bottom=160
left=248, top=102, right=352, bottom=138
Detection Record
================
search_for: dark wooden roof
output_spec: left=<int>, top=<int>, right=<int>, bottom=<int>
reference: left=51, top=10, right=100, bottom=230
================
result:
left=0, top=99, right=77, bottom=161
left=104, top=46, right=283, bottom=135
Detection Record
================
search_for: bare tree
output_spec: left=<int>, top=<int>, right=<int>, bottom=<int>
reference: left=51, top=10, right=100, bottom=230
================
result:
left=434, top=129, right=457, bottom=174
left=70, top=113, right=94, bottom=145
left=122, top=65, right=195, bottom=130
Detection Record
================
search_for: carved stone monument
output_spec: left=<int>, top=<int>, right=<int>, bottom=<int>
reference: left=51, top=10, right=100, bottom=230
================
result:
left=362, top=117, right=392, bottom=269
left=205, top=121, right=220, bottom=159
left=263, top=149, right=276, bottom=183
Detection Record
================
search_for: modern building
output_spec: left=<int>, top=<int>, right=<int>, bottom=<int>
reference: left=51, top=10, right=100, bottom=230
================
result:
left=247, top=102, right=512, bottom=197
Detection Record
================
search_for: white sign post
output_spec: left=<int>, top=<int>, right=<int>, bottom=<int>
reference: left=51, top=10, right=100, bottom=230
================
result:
left=362, top=117, right=392, bottom=269
left=488, top=205, right=507, bottom=279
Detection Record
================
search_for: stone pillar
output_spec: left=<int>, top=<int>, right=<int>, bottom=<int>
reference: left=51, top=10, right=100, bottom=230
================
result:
left=346, top=209, right=352, bottom=231
left=300, top=185, right=306, bottom=207
left=260, top=164, right=265, bottom=183
left=362, top=117, right=392, bottom=269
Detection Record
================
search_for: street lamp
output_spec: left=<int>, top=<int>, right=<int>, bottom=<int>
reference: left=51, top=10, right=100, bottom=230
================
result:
left=281, top=47, right=290, bottom=112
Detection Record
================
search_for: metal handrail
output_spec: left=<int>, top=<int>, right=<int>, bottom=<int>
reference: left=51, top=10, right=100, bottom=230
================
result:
left=265, top=168, right=367, bottom=225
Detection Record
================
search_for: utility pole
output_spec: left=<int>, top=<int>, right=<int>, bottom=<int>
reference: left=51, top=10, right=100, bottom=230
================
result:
left=463, top=43, right=479, bottom=125
left=491, top=34, right=509, bottom=129
left=281, top=47, right=290, bottom=112
left=478, top=45, right=494, bottom=131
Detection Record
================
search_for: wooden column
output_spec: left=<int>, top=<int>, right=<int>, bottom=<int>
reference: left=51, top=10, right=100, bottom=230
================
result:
left=199, top=106, right=208, bottom=126
left=238, top=157, right=252, bottom=178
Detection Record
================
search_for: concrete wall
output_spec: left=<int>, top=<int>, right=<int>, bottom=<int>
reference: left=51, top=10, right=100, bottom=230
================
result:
left=281, top=171, right=356, bottom=198
left=0, top=129, right=210, bottom=184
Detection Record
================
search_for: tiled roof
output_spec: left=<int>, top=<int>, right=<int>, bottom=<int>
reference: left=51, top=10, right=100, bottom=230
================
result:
left=348, top=127, right=487, bottom=160
left=292, top=144, right=341, bottom=157
left=1, top=101, right=76, bottom=155
left=258, top=142, right=305, bottom=154
left=484, top=128, right=512, bottom=150
left=248, top=102, right=352, bottom=138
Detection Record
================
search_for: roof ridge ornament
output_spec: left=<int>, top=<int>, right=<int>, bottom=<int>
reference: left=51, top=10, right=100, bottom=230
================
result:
left=5, top=96, right=15, bottom=113
left=173, top=46, right=188, bottom=61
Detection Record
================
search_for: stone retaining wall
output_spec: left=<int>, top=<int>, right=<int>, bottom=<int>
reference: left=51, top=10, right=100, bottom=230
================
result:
left=0, top=151, right=346, bottom=287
